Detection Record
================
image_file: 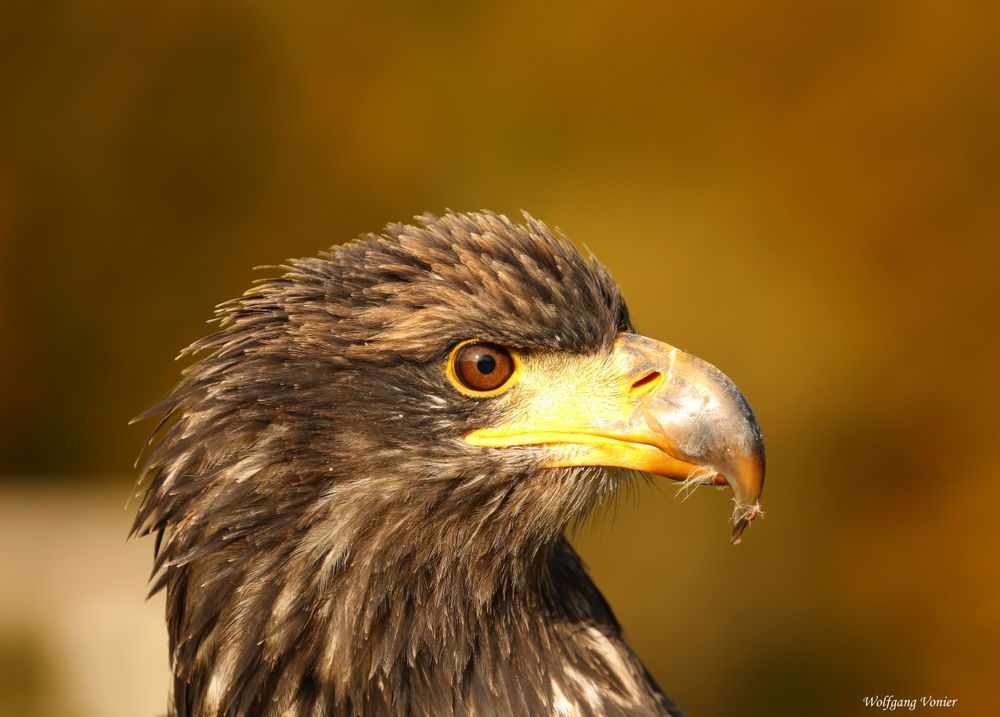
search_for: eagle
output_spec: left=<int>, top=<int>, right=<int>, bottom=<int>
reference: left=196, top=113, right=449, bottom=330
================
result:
left=132, top=211, right=765, bottom=717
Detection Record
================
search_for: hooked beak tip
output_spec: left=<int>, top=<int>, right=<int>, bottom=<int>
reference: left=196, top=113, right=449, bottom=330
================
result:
left=730, top=499, right=764, bottom=544
left=637, top=341, right=766, bottom=542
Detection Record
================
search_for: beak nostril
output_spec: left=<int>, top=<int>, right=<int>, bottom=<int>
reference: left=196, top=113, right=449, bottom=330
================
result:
left=630, top=371, right=662, bottom=397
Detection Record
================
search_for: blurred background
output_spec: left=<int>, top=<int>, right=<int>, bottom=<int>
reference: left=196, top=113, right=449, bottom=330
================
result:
left=1, top=1, right=998, bottom=715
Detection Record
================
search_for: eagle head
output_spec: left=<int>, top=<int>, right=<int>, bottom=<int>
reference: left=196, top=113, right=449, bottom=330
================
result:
left=133, top=211, right=764, bottom=717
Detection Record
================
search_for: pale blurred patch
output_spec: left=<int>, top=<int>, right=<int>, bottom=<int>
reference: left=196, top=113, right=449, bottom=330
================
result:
left=0, top=485, right=167, bottom=717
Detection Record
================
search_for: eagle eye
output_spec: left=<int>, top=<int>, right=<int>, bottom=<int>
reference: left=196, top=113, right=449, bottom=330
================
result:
left=448, top=341, right=517, bottom=395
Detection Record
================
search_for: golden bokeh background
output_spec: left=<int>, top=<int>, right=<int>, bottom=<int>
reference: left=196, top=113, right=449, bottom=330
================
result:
left=2, top=2, right=998, bottom=716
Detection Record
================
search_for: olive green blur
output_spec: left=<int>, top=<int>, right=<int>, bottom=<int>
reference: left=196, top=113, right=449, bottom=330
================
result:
left=1, top=2, right=997, bottom=716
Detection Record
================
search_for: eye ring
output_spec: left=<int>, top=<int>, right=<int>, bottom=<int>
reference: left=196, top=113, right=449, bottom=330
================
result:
left=447, top=341, right=519, bottom=396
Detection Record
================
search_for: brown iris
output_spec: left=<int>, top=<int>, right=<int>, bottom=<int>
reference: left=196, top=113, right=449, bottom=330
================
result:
left=452, top=342, right=515, bottom=393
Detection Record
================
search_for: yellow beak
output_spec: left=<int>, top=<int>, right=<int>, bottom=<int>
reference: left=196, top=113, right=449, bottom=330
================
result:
left=464, top=333, right=766, bottom=543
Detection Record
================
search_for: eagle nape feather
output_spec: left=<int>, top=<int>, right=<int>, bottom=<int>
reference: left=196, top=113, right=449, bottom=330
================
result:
left=132, top=210, right=765, bottom=717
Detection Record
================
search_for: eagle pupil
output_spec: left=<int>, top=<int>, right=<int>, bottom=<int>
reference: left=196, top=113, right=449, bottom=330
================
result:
left=477, top=355, right=496, bottom=375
